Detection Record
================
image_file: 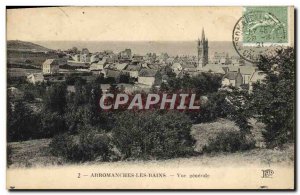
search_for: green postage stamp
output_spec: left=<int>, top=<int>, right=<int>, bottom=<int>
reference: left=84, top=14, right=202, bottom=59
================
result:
left=243, top=6, right=288, bottom=44
left=232, top=6, right=290, bottom=63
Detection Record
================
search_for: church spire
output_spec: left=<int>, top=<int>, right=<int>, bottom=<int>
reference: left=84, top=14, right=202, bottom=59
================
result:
left=201, top=27, right=205, bottom=40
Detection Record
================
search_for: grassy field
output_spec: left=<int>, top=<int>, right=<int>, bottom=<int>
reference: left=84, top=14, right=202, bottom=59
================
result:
left=8, top=138, right=294, bottom=168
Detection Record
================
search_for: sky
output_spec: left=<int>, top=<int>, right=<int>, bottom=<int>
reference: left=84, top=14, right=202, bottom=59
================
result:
left=7, top=7, right=243, bottom=42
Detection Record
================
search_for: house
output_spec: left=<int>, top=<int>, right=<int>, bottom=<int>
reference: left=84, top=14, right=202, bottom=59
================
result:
left=132, top=54, right=144, bottom=63
left=124, top=65, right=141, bottom=78
left=199, top=64, right=228, bottom=74
left=249, top=71, right=266, bottom=92
left=181, top=63, right=197, bottom=72
left=42, top=59, right=59, bottom=75
left=90, top=61, right=106, bottom=71
left=90, top=54, right=99, bottom=63
left=105, top=63, right=128, bottom=71
left=138, top=69, right=158, bottom=86
left=119, top=49, right=132, bottom=60
left=106, top=54, right=118, bottom=64
left=221, top=69, right=243, bottom=88
left=115, top=63, right=128, bottom=71
left=27, top=73, right=44, bottom=84
left=97, top=57, right=108, bottom=65
left=71, top=54, right=80, bottom=62
left=80, top=54, right=91, bottom=63
left=90, top=61, right=107, bottom=76
left=105, top=69, right=122, bottom=82
left=79, top=48, right=91, bottom=63
left=227, top=66, right=256, bottom=85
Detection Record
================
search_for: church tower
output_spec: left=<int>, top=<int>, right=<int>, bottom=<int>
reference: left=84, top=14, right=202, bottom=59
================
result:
left=197, top=28, right=209, bottom=69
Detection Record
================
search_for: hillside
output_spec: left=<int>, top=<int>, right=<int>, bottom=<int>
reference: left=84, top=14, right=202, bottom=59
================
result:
left=7, top=40, right=52, bottom=52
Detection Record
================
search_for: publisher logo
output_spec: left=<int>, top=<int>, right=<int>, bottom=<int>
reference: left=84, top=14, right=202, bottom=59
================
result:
left=262, top=169, right=274, bottom=178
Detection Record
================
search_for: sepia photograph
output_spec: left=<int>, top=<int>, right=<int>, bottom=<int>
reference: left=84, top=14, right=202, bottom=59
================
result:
left=6, top=6, right=295, bottom=190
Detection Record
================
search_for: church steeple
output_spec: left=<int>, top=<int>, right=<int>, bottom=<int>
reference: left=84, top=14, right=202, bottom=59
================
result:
left=197, top=28, right=209, bottom=69
left=201, top=28, right=205, bottom=40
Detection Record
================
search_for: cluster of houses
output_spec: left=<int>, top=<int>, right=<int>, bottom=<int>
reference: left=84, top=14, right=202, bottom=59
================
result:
left=26, top=57, right=265, bottom=94
left=25, top=40, right=266, bottom=93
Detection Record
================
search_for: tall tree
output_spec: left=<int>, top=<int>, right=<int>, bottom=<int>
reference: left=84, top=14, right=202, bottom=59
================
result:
left=43, top=83, right=67, bottom=114
left=252, top=48, right=295, bottom=147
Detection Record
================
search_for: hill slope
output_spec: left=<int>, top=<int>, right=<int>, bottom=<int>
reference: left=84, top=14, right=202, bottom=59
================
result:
left=7, top=40, right=52, bottom=52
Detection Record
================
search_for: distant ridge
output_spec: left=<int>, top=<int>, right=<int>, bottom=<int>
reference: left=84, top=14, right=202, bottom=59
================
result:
left=7, top=40, right=52, bottom=52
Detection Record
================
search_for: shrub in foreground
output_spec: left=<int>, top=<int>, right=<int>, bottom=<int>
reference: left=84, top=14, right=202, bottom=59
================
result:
left=203, top=131, right=255, bottom=153
left=50, top=129, right=114, bottom=162
left=112, top=110, right=195, bottom=160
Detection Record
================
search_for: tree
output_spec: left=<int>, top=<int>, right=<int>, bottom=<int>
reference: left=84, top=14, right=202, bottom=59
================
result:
left=41, top=111, right=67, bottom=137
left=112, top=111, right=194, bottom=159
left=43, top=83, right=67, bottom=114
left=252, top=48, right=295, bottom=147
left=7, top=100, right=41, bottom=141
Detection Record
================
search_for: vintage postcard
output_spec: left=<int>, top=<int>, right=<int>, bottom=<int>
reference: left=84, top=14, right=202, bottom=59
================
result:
left=6, top=6, right=295, bottom=190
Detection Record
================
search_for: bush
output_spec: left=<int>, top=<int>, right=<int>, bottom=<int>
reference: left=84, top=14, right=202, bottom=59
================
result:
left=40, top=111, right=67, bottom=138
left=50, top=129, right=115, bottom=162
left=7, top=101, right=42, bottom=142
left=204, top=131, right=255, bottom=153
left=111, top=111, right=195, bottom=160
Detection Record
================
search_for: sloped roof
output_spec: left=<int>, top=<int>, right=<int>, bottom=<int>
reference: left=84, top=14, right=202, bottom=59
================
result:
left=139, top=69, right=158, bottom=77
left=27, top=73, right=44, bottom=81
left=115, top=63, right=128, bottom=70
left=125, top=65, right=141, bottom=71
left=201, top=64, right=227, bottom=74
left=223, top=71, right=241, bottom=80
left=181, top=63, right=196, bottom=69
left=105, top=69, right=121, bottom=78
left=90, top=63, right=104, bottom=70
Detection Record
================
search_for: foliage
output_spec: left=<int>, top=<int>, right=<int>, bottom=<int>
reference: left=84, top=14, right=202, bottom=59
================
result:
left=64, top=80, right=108, bottom=132
left=23, top=91, right=35, bottom=102
left=160, top=72, right=222, bottom=95
left=111, top=110, right=195, bottom=159
left=7, top=100, right=41, bottom=142
left=119, top=73, right=130, bottom=83
left=43, top=83, right=67, bottom=114
left=251, top=48, right=295, bottom=147
left=65, top=75, right=87, bottom=85
left=204, top=131, right=255, bottom=153
left=225, top=88, right=253, bottom=135
left=189, top=91, right=230, bottom=123
left=40, top=111, right=67, bottom=137
left=50, top=128, right=113, bottom=162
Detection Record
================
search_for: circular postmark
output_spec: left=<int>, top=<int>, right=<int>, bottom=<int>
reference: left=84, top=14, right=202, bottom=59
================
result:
left=232, top=11, right=286, bottom=63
